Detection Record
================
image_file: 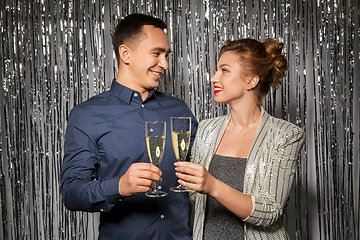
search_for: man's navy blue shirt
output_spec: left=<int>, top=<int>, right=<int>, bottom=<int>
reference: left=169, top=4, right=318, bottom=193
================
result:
left=61, top=80, right=198, bottom=239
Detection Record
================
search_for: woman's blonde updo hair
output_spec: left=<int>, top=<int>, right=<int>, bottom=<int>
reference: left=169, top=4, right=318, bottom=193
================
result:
left=219, top=38, right=288, bottom=101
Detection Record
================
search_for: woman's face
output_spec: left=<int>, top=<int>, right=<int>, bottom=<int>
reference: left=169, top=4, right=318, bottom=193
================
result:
left=210, top=51, right=249, bottom=104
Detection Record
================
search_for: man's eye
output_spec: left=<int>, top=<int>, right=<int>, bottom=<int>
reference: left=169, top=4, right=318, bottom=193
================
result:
left=153, top=52, right=160, bottom=56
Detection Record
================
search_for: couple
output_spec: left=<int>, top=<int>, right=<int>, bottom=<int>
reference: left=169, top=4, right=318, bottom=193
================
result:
left=61, top=13, right=305, bottom=240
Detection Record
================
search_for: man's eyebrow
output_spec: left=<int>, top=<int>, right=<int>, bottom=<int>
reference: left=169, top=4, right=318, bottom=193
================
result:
left=151, top=47, right=171, bottom=54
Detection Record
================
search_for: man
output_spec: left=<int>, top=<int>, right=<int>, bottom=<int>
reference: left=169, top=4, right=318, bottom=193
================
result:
left=61, top=13, right=198, bottom=239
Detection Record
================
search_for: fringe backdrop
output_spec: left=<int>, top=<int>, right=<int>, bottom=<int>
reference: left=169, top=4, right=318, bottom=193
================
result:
left=0, top=0, right=359, bottom=239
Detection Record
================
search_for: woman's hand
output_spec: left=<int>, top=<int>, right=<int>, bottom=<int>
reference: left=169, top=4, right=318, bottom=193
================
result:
left=174, top=161, right=217, bottom=195
left=175, top=161, right=253, bottom=220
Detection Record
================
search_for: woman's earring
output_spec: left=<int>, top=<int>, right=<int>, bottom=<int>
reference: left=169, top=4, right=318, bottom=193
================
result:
left=247, top=86, right=250, bottom=90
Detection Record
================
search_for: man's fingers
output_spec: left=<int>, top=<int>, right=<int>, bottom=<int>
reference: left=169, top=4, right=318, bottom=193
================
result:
left=119, top=163, right=163, bottom=196
left=131, top=162, right=162, bottom=175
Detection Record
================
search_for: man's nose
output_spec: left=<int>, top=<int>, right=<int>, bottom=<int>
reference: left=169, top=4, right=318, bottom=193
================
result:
left=158, top=55, right=168, bottom=70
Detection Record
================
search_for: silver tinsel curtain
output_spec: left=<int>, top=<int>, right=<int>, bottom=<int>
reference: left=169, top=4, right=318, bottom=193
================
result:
left=0, top=0, right=359, bottom=239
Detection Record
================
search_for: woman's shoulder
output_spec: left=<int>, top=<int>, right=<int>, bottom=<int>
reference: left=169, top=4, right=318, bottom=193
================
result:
left=264, top=113, right=306, bottom=140
left=198, top=115, right=229, bottom=130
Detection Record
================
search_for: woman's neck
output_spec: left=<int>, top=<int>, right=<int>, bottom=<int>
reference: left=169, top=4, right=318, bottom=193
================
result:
left=229, top=102, right=262, bottom=131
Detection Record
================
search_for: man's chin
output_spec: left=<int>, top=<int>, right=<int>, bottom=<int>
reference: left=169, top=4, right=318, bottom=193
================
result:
left=149, top=80, right=160, bottom=89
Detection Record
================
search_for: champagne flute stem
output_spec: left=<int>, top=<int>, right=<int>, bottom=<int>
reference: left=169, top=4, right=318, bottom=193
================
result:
left=153, top=181, right=158, bottom=193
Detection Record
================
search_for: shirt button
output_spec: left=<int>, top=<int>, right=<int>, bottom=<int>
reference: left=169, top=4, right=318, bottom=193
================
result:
left=100, top=209, right=104, bottom=212
left=160, top=215, right=164, bottom=219
left=141, top=104, right=144, bottom=108
left=134, top=93, right=138, bottom=97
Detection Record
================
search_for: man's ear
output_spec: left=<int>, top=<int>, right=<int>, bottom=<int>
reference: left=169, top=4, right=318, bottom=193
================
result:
left=119, top=45, right=130, bottom=64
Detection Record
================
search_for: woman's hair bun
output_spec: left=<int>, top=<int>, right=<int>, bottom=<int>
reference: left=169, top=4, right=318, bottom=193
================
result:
left=262, top=38, right=288, bottom=89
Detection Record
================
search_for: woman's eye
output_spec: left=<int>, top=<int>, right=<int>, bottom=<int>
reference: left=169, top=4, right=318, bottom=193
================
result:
left=222, top=69, right=228, bottom=73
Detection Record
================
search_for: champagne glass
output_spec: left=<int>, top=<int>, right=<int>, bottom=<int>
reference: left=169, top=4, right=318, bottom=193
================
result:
left=170, top=117, right=191, bottom=192
left=145, top=121, right=167, bottom=197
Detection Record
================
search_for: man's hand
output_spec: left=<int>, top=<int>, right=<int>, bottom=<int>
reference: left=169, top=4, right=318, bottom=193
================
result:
left=118, top=163, right=162, bottom=197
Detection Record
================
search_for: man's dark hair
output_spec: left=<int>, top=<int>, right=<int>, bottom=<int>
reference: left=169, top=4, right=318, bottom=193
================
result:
left=112, top=13, right=167, bottom=63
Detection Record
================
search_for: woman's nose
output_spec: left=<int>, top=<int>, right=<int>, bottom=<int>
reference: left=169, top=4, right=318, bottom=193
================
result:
left=210, top=72, right=219, bottom=83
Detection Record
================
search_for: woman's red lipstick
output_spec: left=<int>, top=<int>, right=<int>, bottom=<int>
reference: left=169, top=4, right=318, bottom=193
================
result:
left=214, top=87, right=223, bottom=94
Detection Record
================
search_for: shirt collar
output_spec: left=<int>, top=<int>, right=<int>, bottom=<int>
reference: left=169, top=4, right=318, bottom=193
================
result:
left=109, top=79, right=161, bottom=105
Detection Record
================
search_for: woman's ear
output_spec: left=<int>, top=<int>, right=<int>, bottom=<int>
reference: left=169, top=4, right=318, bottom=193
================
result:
left=248, top=75, right=259, bottom=89
left=119, top=45, right=130, bottom=64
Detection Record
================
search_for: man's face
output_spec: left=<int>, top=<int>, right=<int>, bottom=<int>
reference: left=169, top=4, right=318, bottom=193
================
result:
left=126, top=25, right=170, bottom=96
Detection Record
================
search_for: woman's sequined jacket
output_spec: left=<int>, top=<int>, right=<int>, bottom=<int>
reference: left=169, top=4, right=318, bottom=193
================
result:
left=190, top=106, right=306, bottom=240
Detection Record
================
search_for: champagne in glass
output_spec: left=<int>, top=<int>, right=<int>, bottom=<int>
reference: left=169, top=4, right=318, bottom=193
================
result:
left=145, top=121, right=167, bottom=197
left=170, top=117, right=191, bottom=192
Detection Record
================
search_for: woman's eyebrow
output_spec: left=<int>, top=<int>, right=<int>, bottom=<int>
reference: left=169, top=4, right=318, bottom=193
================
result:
left=218, top=63, right=231, bottom=68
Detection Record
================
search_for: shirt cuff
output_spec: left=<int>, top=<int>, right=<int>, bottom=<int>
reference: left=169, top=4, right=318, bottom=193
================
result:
left=102, top=176, right=125, bottom=202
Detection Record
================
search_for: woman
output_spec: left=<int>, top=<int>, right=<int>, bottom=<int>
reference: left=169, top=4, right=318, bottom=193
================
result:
left=175, top=38, right=306, bottom=239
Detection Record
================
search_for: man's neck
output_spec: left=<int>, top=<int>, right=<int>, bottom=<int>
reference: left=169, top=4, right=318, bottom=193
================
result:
left=115, top=73, right=150, bottom=100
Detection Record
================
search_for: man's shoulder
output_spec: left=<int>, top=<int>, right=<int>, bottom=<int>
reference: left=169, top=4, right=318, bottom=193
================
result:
left=69, top=91, right=113, bottom=116
left=155, top=91, right=188, bottom=105
left=74, top=91, right=112, bottom=108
